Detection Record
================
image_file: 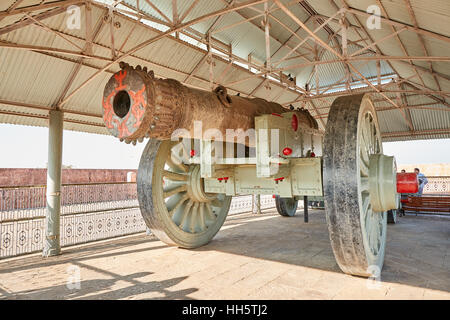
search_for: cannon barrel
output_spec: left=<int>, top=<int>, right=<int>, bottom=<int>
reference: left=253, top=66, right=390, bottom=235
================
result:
left=102, top=63, right=317, bottom=143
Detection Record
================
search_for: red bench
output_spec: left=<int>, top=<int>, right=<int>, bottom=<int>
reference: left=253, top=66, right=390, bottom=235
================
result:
left=401, top=195, right=450, bottom=215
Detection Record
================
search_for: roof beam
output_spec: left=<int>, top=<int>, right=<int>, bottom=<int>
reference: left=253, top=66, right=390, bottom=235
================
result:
left=179, top=0, right=200, bottom=23
left=339, top=0, right=450, bottom=89
left=0, top=0, right=24, bottom=23
left=284, top=88, right=450, bottom=105
left=382, top=128, right=450, bottom=139
left=143, top=0, right=172, bottom=24
left=274, top=0, right=407, bottom=120
left=0, top=99, right=102, bottom=119
left=375, top=0, right=427, bottom=93
left=9, top=0, right=303, bottom=101
left=0, top=109, right=105, bottom=128
left=0, top=0, right=83, bottom=18
left=59, top=0, right=271, bottom=107
left=55, top=5, right=106, bottom=108
left=0, top=41, right=112, bottom=61
left=346, top=6, right=450, bottom=44
left=230, top=0, right=316, bottom=61
left=113, top=1, right=310, bottom=98
left=403, top=0, right=441, bottom=91
left=0, top=3, right=83, bottom=36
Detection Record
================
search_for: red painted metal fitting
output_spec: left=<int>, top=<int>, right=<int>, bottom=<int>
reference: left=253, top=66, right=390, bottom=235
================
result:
left=190, top=149, right=196, bottom=157
left=272, top=195, right=276, bottom=198
left=271, top=113, right=282, bottom=117
left=397, top=172, right=418, bottom=194
left=218, top=178, right=223, bottom=182
left=291, top=114, right=298, bottom=131
left=310, top=152, right=315, bottom=157
left=274, top=177, right=285, bottom=182
left=282, top=147, right=293, bottom=156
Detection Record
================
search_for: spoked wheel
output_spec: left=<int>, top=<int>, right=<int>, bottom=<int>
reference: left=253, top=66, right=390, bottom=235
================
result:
left=137, top=139, right=232, bottom=248
left=323, top=94, right=388, bottom=277
left=275, top=196, right=298, bottom=217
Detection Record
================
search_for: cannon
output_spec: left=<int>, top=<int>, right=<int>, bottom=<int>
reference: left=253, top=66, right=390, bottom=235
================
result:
left=102, top=63, right=414, bottom=277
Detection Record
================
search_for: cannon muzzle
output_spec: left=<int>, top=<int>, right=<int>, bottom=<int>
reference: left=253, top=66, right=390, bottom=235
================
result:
left=102, top=63, right=317, bottom=144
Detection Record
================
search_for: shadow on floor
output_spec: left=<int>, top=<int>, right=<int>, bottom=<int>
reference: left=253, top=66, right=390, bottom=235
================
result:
left=1, top=270, right=197, bottom=300
left=196, top=210, right=450, bottom=293
left=0, top=234, right=200, bottom=299
left=0, top=235, right=164, bottom=275
left=1, top=209, right=449, bottom=298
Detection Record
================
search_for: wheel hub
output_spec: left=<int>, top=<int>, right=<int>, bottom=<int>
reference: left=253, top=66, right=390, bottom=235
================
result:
left=369, top=154, right=397, bottom=212
left=187, top=165, right=213, bottom=202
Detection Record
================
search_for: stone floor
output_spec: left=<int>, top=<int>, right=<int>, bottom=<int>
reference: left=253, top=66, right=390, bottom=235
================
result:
left=0, top=209, right=449, bottom=299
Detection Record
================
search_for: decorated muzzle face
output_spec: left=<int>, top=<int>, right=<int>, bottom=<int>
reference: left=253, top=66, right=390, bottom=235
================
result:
left=102, top=66, right=151, bottom=142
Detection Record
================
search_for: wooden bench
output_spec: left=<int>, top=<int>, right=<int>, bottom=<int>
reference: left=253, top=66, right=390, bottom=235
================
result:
left=401, top=195, right=450, bottom=215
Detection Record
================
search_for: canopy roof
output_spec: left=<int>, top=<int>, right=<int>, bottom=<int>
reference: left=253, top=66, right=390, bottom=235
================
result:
left=0, top=0, right=449, bottom=141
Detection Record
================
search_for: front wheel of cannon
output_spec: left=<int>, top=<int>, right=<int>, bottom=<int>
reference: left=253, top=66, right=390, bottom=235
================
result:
left=323, top=94, right=389, bottom=277
left=275, top=196, right=298, bottom=217
left=137, top=139, right=232, bottom=248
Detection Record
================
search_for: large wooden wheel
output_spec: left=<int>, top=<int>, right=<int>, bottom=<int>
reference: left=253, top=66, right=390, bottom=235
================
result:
left=323, top=94, right=388, bottom=277
left=137, top=139, right=232, bottom=248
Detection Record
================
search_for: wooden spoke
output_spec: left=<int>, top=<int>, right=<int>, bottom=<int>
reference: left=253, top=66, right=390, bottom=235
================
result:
left=163, top=184, right=187, bottom=199
left=163, top=170, right=188, bottom=181
left=205, top=202, right=216, bottom=219
left=198, top=204, right=206, bottom=231
left=168, top=193, right=189, bottom=216
left=179, top=200, right=193, bottom=231
left=190, top=202, right=200, bottom=232
left=166, top=154, right=189, bottom=173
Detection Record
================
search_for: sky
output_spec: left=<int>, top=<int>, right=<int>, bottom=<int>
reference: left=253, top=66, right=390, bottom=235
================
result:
left=0, top=124, right=449, bottom=169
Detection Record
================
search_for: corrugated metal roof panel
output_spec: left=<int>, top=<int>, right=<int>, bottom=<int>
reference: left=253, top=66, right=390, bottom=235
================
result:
left=382, top=133, right=450, bottom=142
left=0, top=49, right=75, bottom=107
left=376, top=109, right=411, bottom=133
left=0, top=0, right=448, bottom=142
left=410, top=108, right=450, bottom=131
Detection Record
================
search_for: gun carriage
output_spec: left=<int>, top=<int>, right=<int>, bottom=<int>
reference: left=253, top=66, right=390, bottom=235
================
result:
left=102, top=63, right=415, bottom=277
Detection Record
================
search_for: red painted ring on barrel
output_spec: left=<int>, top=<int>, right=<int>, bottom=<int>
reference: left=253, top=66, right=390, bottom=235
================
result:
left=102, top=68, right=148, bottom=139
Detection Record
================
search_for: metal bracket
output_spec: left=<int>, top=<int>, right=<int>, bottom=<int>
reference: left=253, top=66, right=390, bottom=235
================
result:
left=200, top=139, right=214, bottom=178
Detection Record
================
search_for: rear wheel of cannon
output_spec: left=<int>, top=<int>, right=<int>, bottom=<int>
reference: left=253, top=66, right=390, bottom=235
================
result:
left=137, top=139, right=232, bottom=248
left=275, top=196, right=298, bottom=217
left=323, top=94, right=387, bottom=277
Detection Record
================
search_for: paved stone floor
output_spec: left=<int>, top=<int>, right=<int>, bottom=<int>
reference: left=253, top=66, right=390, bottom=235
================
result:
left=0, top=209, right=449, bottom=299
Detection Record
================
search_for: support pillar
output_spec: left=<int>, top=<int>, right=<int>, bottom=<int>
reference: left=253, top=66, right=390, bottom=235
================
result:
left=252, top=194, right=261, bottom=214
left=43, top=110, right=64, bottom=257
